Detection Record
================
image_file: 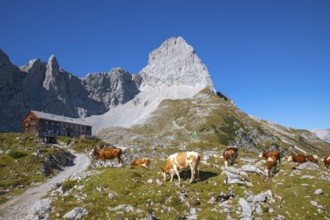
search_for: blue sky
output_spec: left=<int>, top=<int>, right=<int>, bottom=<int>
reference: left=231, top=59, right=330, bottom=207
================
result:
left=1, top=0, right=329, bottom=130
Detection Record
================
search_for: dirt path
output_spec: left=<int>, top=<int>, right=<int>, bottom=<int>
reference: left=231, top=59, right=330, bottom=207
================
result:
left=0, top=152, right=90, bottom=220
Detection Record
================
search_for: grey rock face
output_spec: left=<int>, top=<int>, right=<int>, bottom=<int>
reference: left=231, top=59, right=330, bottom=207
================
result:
left=82, top=68, right=139, bottom=107
left=138, top=37, right=215, bottom=91
left=312, top=129, right=330, bottom=143
left=0, top=50, right=26, bottom=132
left=0, top=51, right=139, bottom=132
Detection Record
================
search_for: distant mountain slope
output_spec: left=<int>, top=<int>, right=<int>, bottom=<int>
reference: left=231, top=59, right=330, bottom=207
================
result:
left=85, top=85, right=205, bottom=131
left=85, top=37, right=215, bottom=131
left=312, top=129, right=330, bottom=143
left=98, top=88, right=330, bottom=155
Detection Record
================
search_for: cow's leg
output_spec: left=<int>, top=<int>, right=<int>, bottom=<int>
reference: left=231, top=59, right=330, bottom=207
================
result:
left=190, top=166, right=195, bottom=183
left=265, top=167, right=269, bottom=177
left=232, top=153, right=238, bottom=164
left=174, top=168, right=181, bottom=183
left=142, top=164, right=149, bottom=169
left=196, top=166, right=200, bottom=180
left=170, top=173, right=174, bottom=182
left=224, top=160, right=228, bottom=167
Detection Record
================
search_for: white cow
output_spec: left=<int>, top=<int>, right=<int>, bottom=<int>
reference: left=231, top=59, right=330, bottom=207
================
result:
left=161, top=151, right=201, bottom=184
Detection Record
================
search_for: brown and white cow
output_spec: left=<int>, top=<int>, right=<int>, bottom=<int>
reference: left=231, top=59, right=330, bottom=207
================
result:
left=223, top=146, right=238, bottom=167
left=161, top=152, right=201, bottom=184
left=287, top=154, right=307, bottom=165
left=306, top=154, right=319, bottom=164
left=287, top=154, right=319, bottom=166
left=90, top=147, right=123, bottom=164
left=323, top=156, right=330, bottom=169
left=259, top=150, right=281, bottom=165
left=265, top=156, right=278, bottom=178
left=129, top=158, right=150, bottom=169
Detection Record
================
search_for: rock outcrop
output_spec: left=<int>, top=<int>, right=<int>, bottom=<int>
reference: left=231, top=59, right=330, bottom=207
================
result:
left=82, top=68, right=139, bottom=107
left=312, top=129, right=330, bottom=143
left=137, top=37, right=215, bottom=91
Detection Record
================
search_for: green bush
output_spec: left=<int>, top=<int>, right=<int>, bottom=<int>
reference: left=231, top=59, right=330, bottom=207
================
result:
left=62, top=180, right=77, bottom=192
left=8, top=151, right=27, bottom=159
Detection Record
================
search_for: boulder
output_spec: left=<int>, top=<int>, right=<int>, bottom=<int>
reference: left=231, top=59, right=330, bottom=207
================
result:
left=27, top=197, right=55, bottom=220
left=63, top=207, right=89, bottom=219
left=238, top=198, right=252, bottom=219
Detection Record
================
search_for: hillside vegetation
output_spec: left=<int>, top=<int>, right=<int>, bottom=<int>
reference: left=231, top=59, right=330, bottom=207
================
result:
left=98, top=88, right=330, bottom=156
left=0, top=133, right=106, bottom=205
left=47, top=144, right=330, bottom=219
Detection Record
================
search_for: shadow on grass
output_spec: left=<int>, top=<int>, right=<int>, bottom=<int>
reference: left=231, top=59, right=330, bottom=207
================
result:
left=167, top=170, right=218, bottom=184
left=198, top=170, right=218, bottom=181
left=178, top=170, right=218, bottom=182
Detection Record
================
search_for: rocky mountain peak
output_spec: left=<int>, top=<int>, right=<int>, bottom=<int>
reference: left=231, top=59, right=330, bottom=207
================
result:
left=43, top=55, right=61, bottom=91
left=0, top=49, right=12, bottom=67
left=138, top=36, right=215, bottom=91
left=47, top=55, right=60, bottom=72
left=20, top=58, right=43, bottom=73
left=0, top=49, right=21, bottom=85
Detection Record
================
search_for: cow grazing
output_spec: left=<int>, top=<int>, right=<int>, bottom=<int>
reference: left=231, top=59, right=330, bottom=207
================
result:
left=306, top=154, right=319, bottom=164
left=323, top=156, right=330, bottom=169
left=161, top=151, right=201, bottom=184
left=265, top=156, right=278, bottom=177
left=223, top=146, right=238, bottom=167
left=90, top=147, right=123, bottom=164
left=259, top=150, right=281, bottom=165
left=287, top=154, right=307, bottom=165
left=129, top=158, right=150, bottom=169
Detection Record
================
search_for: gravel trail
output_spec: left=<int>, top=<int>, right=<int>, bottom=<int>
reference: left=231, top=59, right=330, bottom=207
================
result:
left=0, top=152, right=90, bottom=220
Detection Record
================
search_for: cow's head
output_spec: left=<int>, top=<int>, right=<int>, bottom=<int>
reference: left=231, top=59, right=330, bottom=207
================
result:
left=89, top=147, right=98, bottom=157
left=160, top=167, right=171, bottom=181
left=259, top=149, right=266, bottom=158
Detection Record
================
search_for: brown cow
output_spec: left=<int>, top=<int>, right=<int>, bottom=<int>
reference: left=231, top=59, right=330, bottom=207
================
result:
left=259, top=150, right=281, bottom=165
left=161, top=151, right=201, bottom=184
left=323, top=156, right=330, bottom=169
left=90, top=147, right=123, bottom=164
left=129, top=158, right=150, bottom=169
left=287, top=154, right=307, bottom=165
left=223, top=146, right=238, bottom=167
left=265, top=156, right=278, bottom=178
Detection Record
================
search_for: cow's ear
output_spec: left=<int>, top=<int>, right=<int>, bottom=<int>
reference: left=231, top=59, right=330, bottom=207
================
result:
left=160, top=167, right=164, bottom=172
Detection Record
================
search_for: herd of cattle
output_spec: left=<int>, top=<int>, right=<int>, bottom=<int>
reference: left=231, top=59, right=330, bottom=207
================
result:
left=90, top=146, right=330, bottom=184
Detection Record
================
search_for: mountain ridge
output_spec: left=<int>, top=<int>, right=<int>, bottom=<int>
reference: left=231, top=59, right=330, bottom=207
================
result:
left=0, top=36, right=214, bottom=132
left=0, top=37, right=329, bottom=156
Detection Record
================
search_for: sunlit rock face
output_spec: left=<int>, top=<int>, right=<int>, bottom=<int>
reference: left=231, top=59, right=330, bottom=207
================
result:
left=138, top=37, right=215, bottom=91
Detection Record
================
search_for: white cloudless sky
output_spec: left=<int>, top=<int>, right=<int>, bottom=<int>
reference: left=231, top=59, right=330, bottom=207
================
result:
left=1, top=0, right=329, bottom=130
